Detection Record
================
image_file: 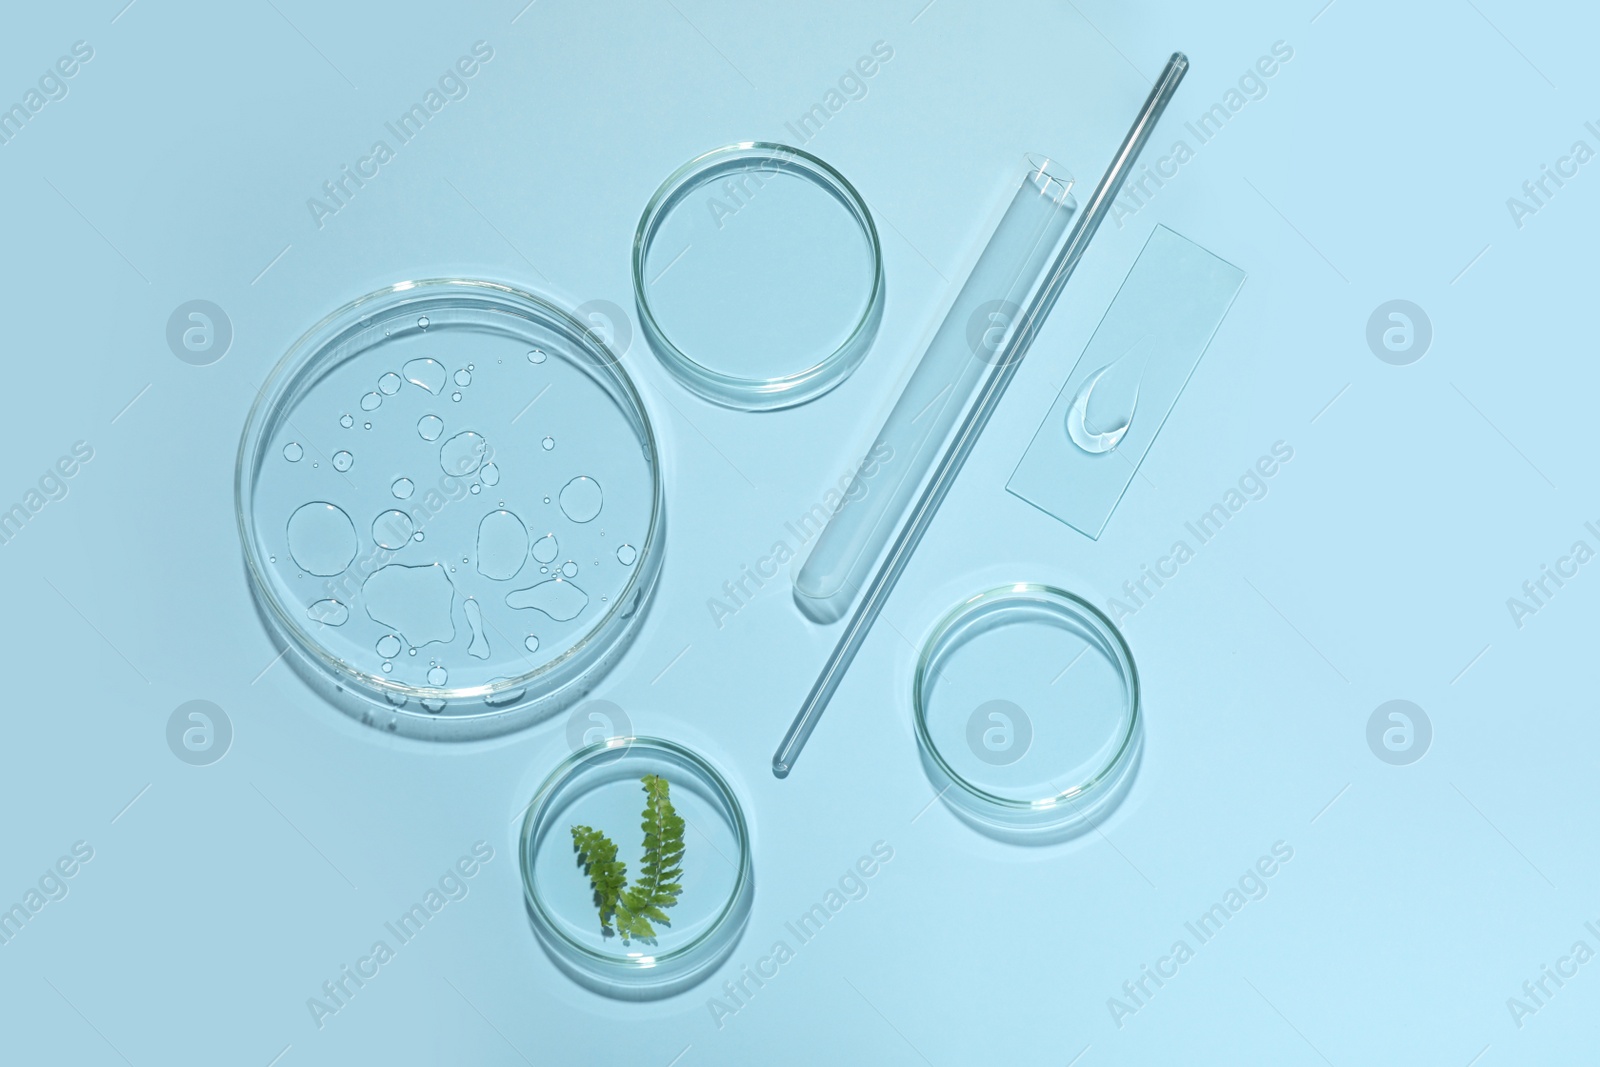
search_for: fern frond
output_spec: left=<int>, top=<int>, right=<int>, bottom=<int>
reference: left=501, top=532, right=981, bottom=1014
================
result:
left=617, top=774, right=685, bottom=943
left=570, top=824, right=627, bottom=935
left=571, top=775, right=686, bottom=944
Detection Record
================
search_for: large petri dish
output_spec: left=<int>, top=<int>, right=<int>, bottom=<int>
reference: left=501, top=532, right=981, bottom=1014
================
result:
left=520, top=737, right=754, bottom=998
left=913, top=585, right=1141, bottom=842
left=236, top=280, right=664, bottom=740
left=633, top=142, right=884, bottom=410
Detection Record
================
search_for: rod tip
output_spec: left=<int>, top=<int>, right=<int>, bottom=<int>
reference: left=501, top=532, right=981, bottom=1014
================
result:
left=772, top=759, right=791, bottom=779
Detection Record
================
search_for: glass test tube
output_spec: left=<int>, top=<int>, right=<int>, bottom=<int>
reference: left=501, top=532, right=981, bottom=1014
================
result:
left=792, top=157, right=1078, bottom=621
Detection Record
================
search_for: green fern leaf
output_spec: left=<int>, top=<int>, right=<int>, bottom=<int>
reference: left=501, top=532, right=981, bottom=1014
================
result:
left=570, top=774, right=687, bottom=944
left=570, top=824, right=627, bottom=935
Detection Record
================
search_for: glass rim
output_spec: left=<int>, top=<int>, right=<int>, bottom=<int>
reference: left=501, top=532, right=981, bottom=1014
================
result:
left=912, top=583, right=1142, bottom=815
left=234, top=278, right=665, bottom=720
left=519, top=736, right=754, bottom=974
left=632, top=141, right=885, bottom=410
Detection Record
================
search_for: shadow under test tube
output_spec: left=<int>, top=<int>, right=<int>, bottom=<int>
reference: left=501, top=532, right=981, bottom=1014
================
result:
left=792, top=158, right=1079, bottom=621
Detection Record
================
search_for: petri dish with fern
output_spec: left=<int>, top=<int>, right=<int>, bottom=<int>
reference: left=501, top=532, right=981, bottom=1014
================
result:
left=520, top=737, right=753, bottom=997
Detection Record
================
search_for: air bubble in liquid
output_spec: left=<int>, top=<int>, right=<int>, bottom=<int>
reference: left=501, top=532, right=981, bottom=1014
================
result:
left=505, top=577, right=589, bottom=621
left=440, top=431, right=488, bottom=477
left=476, top=510, right=529, bottom=581
left=308, top=599, right=349, bottom=626
left=372, top=510, right=414, bottom=550
left=559, top=476, right=603, bottom=523
left=402, top=358, right=448, bottom=394
left=286, top=502, right=358, bottom=577
left=464, top=598, right=490, bottom=660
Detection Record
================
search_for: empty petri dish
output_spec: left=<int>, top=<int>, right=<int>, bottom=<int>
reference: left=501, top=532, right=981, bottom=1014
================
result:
left=633, top=142, right=884, bottom=410
left=236, top=279, right=664, bottom=740
left=913, top=585, right=1141, bottom=842
left=520, top=737, right=753, bottom=997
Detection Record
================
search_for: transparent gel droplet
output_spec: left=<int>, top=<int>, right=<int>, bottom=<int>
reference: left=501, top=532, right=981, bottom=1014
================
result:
left=427, top=665, right=447, bottom=685
left=524, top=635, right=540, bottom=653
left=340, top=414, right=354, bottom=429
left=372, top=509, right=414, bottom=550
left=527, top=348, right=546, bottom=364
left=440, top=432, right=487, bottom=477
left=541, top=436, right=554, bottom=451
left=454, top=369, right=471, bottom=386
left=464, top=598, right=490, bottom=660
left=531, top=533, right=559, bottom=564
left=283, top=442, right=303, bottom=462
left=402, top=358, right=448, bottom=394
left=476, top=510, right=529, bottom=581
left=286, top=502, right=358, bottom=576
left=561, top=561, right=579, bottom=578
left=480, top=462, right=500, bottom=487
left=617, top=544, right=637, bottom=566
left=376, top=634, right=402, bottom=659
left=505, top=577, right=589, bottom=621
left=417, top=415, right=443, bottom=441
left=378, top=372, right=403, bottom=395
left=308, top=599, right=349, bottom=626
left=363, top=563, right=455, bottom=646
left=1064, top=365, right=1137, bottom=454
left=332, top=450, right=354, bottom=472
left=452, top=392, right=462, bottom=402
left=391, top=477, right=415, bottom=499
left=417, top=316, right=430, bottom=330
left=559, top=476, right=603, bottom=523
left=360, top=392, right=382, bottom=411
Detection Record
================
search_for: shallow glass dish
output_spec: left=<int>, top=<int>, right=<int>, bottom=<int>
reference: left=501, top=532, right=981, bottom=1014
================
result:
left=633, top=142, right=884, bottom=410
left=520, top=737, right=753, bottom=997
left=913, top=585, right=1141, bottom=842
left=236, top=279, right=664, bottom=740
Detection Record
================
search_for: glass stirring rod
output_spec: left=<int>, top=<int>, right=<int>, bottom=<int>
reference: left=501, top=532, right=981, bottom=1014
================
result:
left=772, top=52, right=1190, bottom=779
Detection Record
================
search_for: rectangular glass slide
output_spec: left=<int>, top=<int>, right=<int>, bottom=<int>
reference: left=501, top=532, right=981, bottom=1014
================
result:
left=1006, top=225, right=1246, bottom=539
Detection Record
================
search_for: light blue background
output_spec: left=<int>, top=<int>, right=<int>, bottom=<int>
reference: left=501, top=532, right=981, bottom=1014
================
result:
left=2, top=1, right=1596, bottom=1064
